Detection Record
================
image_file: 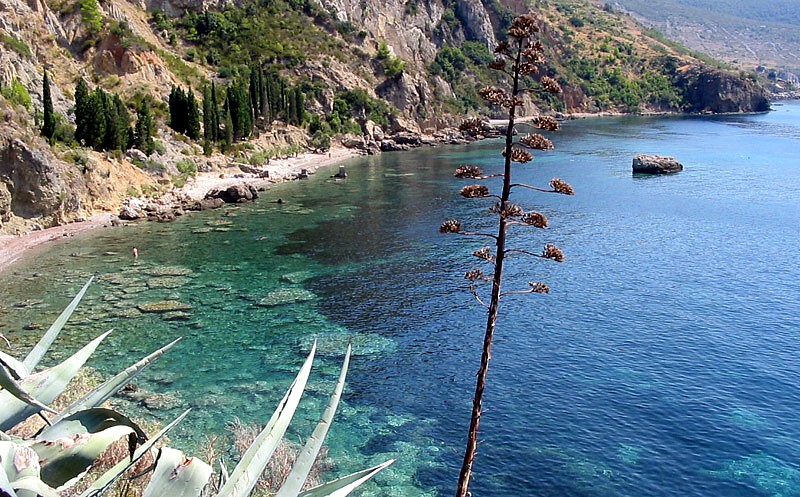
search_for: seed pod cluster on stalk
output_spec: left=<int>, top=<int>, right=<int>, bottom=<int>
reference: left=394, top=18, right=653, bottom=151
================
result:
left=443, top=12, right=575, bottom=497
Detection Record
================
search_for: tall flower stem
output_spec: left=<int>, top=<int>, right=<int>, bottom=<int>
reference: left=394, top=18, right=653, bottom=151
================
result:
left=455, top=37, right=524, bottom=497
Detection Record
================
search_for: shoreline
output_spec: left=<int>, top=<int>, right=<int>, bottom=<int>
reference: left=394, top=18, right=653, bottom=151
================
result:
left=0, top=145, right=360, bottom=273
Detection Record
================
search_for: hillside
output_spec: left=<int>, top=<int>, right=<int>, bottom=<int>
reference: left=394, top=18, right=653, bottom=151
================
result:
left=611, top=0, right=800, bottom=74
left=0, top=0, right=770, bottom=233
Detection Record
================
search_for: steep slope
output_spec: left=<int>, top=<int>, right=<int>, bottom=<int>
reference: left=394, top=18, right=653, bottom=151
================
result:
left=0, top=0, right=770, bottom=233
left=612, top=0, right=800, bottom=74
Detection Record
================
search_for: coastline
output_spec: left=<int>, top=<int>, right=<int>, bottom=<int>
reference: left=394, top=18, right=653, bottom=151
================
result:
left=0, top=145, right=360, bottom=273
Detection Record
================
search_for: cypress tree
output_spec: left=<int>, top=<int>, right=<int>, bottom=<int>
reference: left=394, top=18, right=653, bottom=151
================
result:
left=249, top=66, right=259, bottom=119
left=210, top=82, right=220, bottom=142
left=287, top=88, right=296, bottom=126
left=74, top=78, right=90, bottom=146
left=169, top=85, right=188, bottom=134
left=86, top=88, right=106, bottom=150
left=186, top=88, right=200, bottom=140
left=134, top=99, right=155, bottom=155
left=293, top=88, right=304, bottom=125
left=41, top=69, right=56, bottom=142
left=202, top=84, right=213, bottom=154
left=113, top=94, right=132, bottom=150
left=222, top=101, right=233, bottom=151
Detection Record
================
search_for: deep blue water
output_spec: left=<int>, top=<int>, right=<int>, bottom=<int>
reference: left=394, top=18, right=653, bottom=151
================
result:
left=1, top=102, right=800, bottom=497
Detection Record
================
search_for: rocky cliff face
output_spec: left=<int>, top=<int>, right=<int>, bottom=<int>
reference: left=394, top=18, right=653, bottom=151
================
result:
left=677, top=66, right=771, bottom=113
left=0, top=132, right=87, bottom=230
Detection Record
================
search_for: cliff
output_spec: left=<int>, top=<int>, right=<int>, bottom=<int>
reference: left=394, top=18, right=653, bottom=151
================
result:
left=0, top=0, right=773, bottom=233
left=677, top=66, right=771, bottom=113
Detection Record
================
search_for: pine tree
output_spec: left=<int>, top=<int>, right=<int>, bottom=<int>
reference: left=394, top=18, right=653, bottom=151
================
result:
left=222, top=101, right=233, bottom=152
left=186, top=88, right=200, bottom=140
left=41, top=69, right=56, bottom=143
left=74, top=78, right=90, bottom=146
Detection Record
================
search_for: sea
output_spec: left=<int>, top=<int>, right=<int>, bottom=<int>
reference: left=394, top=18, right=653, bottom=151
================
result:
left=1, top=101, right=799, bottom=497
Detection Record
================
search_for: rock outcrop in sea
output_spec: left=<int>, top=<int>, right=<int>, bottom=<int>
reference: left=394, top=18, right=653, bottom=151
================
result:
left=632, top=154, right=684, bottom=174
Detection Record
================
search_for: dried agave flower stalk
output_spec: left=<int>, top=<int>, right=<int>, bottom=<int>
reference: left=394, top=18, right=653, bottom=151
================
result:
left=440, top=12, right=575, bottom=497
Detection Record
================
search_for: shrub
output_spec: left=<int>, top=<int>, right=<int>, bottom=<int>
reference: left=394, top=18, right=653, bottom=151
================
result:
left=0, top=78, right=32, bottom=110
left=1, top=34, right=32, bottom=57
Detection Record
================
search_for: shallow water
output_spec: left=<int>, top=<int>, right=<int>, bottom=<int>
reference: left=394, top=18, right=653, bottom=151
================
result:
left=1, top=102, right=800, bottom=497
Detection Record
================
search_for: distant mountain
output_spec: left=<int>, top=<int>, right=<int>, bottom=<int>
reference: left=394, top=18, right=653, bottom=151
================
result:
left=611, top=0, right=800, bottom=72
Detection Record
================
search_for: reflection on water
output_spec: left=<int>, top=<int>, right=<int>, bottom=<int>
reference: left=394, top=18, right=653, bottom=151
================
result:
left=2, top=102, right=800, bottom=497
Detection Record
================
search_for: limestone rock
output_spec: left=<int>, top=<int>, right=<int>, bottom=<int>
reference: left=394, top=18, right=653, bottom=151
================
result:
left=632, top=154, right=683, bottom=174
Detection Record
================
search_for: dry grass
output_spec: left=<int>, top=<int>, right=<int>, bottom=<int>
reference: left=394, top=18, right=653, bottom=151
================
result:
left=198, top=418, right=333, bottom=496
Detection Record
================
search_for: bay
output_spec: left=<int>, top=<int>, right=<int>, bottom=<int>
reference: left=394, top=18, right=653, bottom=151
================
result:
left=1, top=101, right=800, bottom=497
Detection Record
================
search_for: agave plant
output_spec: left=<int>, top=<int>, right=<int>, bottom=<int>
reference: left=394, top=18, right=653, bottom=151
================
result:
left=0, top=279, right=392, bottom=497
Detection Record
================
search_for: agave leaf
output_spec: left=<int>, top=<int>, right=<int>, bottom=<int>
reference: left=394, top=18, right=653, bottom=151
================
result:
left=275, top=345, right=351, bottom=497
left=0, top=331, right=112, bottom=431
left=34, top=408, right=147, bottom=489
left=141, top=447, right=212, bottom=497
left=216, top=341, right=318, bottom=497
left=9, top=476, right=60, bottom=497
left=78, top=409, right=191, bottom=497
left=0, top=351, right=29, bottom=379
left=23, top=277, right=94, bottom=371
left=297, top=460, right=395, bottom=497
left=0, top=441, right=44, bottom=497
left=0, top=360, right=57, bottom=416
left=0, top=465, right=19, bottom=497
left=51, top=338, right=181, bottom=425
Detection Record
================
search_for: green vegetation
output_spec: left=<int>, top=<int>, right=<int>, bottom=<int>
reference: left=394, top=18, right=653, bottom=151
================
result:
left=168, top=85, right=201, bottom=139
left=0, top=34, right=32, bottom=57
left=0, top=78, right=32, bottom=110
left=134, top=98, right=156, bottom=155
left=79, top=0, right=103, bottom=35
left=74, top=79, right=133, bottom=152
left=0, top=280, right=392, bottom=497
left=41, top=69, right=56, bottom=142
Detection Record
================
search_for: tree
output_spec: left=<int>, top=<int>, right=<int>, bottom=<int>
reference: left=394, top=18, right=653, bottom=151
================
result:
left=41, top=69, right=56, bottom=143
left=74, top=78, right=90, bottom=146
left=439, top=14, right=573, bottom=497
left=169, top=85, right=187, bottom=135
left=186, top=88, right=200, bottom=140
left=202, top=84, right=214, bottom=154
left=134, top=99, right=155, bottom=155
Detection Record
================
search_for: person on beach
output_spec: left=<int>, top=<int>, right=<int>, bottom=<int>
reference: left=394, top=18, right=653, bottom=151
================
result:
left=133, top=247, right=138, bottom=259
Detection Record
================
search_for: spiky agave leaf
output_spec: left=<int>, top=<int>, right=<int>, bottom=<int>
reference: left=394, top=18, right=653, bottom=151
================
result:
left=78, top=409, right=191, bottom=497
left=33, top=408, right=147, bottom=489
left=0, top=464, right=18, bottom=497
left=275, top=345, right=352, bottom=497
left=0, top=441, right=59, bottom=497
left=297, top=460, right=395, bottom=497
left=0, top=359, right=56, bottom=416
left=50, top=338, right=181, bottom=425
left=142, top=447, right=212, bottom=497
left=0, top=331, right=112, bottom=431
left=215, top=341, right=318, bottom=497
left=23, top=277, right=94, bottom=372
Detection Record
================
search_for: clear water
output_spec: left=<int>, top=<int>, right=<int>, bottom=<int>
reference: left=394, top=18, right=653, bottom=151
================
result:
left=2, top=102, right=800, bottom=497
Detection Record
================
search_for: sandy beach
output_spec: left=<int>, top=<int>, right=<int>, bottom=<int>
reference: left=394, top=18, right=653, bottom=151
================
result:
left=0, top=145, right=360, bottom=272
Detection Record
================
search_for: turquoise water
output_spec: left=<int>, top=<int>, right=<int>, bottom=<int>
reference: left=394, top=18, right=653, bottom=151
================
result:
left=2, top=101, right=800, bottom=496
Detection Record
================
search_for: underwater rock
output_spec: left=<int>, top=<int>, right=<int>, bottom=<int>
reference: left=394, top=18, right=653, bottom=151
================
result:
left=147, top=276, right=191, bottom=289
left=256, top=287, right=317, bottom=307
left=143, top=266, right=194, bottom=277
left=137, top=300, right=193, bottom=313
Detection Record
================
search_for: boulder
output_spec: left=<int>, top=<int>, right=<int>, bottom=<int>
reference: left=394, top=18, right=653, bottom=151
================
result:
left=632, top=154, right=684, bottom=174
left=205, top=183, right=259, bottom=203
